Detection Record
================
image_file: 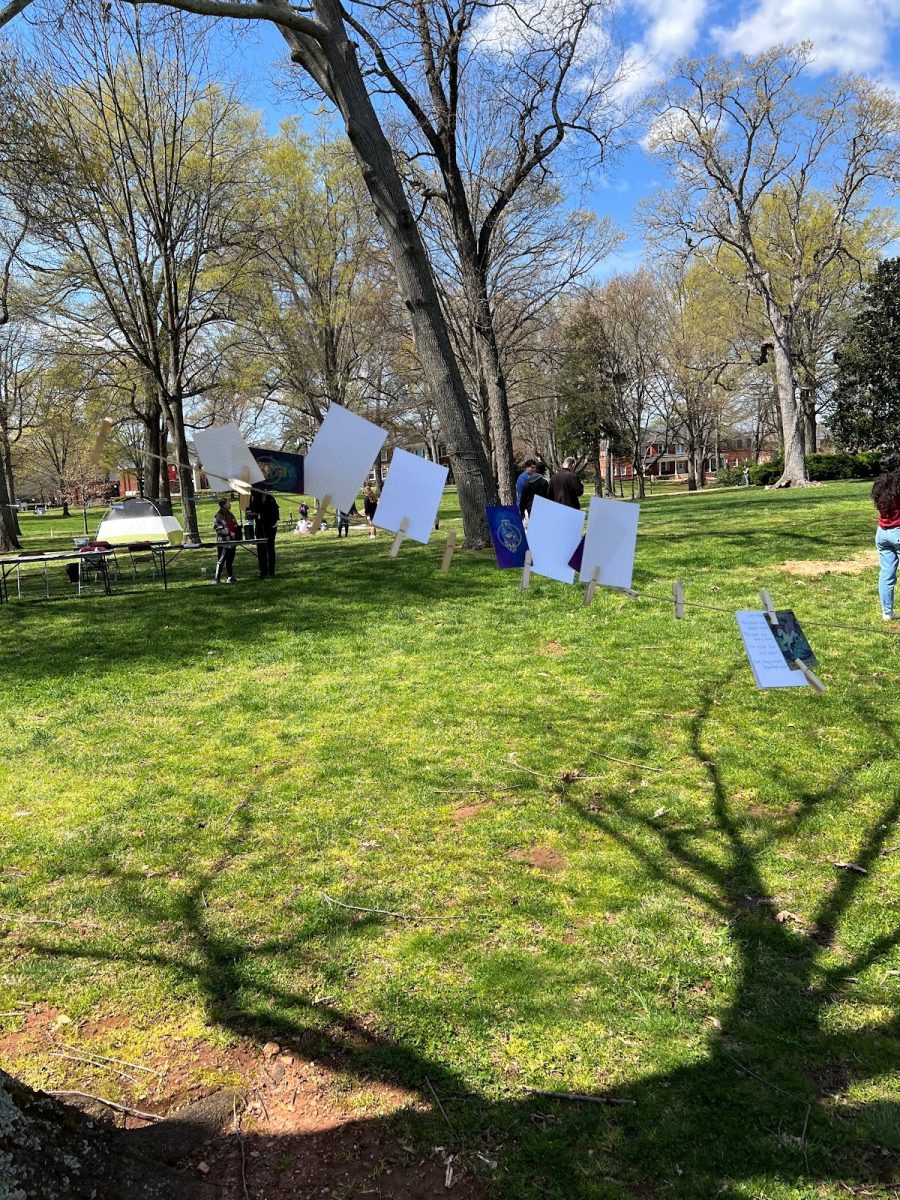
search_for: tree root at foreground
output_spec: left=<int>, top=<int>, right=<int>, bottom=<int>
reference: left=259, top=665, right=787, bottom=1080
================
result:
left=0, top=1066, right=232, bottom=1200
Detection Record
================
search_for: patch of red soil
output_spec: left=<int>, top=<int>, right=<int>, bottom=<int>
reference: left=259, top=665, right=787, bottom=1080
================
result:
left=1, top=1011, right=489, bottom=1199
left=507, top=846, right=568, bottom=871
left=452, top=802, right=490, bottom=822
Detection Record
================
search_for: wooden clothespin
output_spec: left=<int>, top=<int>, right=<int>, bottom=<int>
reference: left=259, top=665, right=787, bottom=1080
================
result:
left=390, top=516, right=410, bottom=558
left=520, top=549, right=533, bottom=591
left=673, top=581, right=685, bottom=619
left=794, top=658, right=827, bottom=693
left=90, top=417, right=114, bottom=466
left=760, top=589, right=778, bottom=625
left=309, top=494, right=331, bottom=535
left=440, top=526, right=458, bottom=573
left=236, top=466, right=251, bottom=512
left=583, top=565, right=601, bottom=607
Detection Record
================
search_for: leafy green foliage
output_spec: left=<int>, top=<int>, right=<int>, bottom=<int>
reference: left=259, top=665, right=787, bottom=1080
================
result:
left=831, top=258, right=900, bottom=452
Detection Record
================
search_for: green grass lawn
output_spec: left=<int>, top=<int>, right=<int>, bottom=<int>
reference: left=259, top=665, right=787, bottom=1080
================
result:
left=1, top=481, right=898, bottom=1198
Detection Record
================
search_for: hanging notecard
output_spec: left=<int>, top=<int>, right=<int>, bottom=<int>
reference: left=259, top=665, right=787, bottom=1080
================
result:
left=525, top=495, right=584, bottom=584
left=580, top=497, right=639, bottom=590
left=193, top=424, right=265, bottom=492
left=374, top=449, right=448, bottom=544
left=735, top=611, right=809, bottom=689
left=304, top=404, right=387, bottom=514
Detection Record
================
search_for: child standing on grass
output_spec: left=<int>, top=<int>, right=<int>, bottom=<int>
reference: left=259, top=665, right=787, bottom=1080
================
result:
left=213, top=497, right=239, bottom=584
left=873, top=455, right=900, bottom=620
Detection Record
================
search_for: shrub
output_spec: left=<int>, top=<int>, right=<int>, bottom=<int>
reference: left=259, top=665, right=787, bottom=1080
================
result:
left=745, top=452, right=884, bottom=485
left=715, top=465, right=747, bottom=487
left=748, top=460, right=783, bottom=486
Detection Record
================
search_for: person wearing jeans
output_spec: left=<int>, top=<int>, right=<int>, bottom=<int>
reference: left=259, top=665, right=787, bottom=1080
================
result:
left=872, top=457, right=900, bottom=620
left=213, top=497, right=239, bottom=584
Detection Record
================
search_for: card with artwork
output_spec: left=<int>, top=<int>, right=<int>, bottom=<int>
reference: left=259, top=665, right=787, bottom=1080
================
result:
left=735, top=611, right=809, bottom=689
left=486, top=505, right=528, bottom=568
left=304, top=404, right=387, bottom=513
left=770, top=610, right=818, bottom=670
left=374, top=449, right=448, bottom=543
left=579, top=496, right=639, bottom=589
left=525, top=495, right=584, bottom=584
left=249, top=447, right=305, bottom=494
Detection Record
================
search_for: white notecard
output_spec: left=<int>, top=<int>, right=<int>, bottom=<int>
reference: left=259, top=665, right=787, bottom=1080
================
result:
left=374, top=449, right=448, bottom=544
left=580, top=497, right=640, bottom=589
left=526, top=495, right=584, bottom=584
left=735, top=611, right=808, bottom=689
left=304, top=404, right=387, bottom=513
left=193, top=424, right=265, bottom=490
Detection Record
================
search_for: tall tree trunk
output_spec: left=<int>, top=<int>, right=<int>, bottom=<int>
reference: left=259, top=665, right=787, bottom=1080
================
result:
left=161, top=393, right=198, bottom=541
left=0, top=444, right=20, bottom=551
left=768, top=317, right=808, bottom=486
left=278, top=0, right=498, bottom=546
left=800, top=387, right=817, bottom=453
left=467, top=272, right=516, bottom=504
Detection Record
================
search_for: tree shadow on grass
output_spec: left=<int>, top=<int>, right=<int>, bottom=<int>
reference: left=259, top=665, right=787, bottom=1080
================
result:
left=10, top=680, right=900, bottom=1198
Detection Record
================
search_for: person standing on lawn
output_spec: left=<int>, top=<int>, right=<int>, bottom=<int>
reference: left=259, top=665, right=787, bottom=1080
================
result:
left=213, top=497, right=239, bottom=584
left=549, top=457, right=584, bottom=509
left=336, top=508, right=351, bottom=538
left=247, top=484, right=280, bottom=578
left=519, top=461, right=551, bottom=522
left=363, top=485, right=378, bottom=539
left=873, top=455, right=900, bottom=620
left=516, top=459, right=538, bottom=504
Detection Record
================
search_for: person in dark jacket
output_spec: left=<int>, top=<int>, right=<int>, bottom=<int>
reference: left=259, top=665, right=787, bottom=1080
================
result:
left=247, top=484, right=280, bottom=578
left=549, top=457, right=584, bottom=509
left=519, top=461, right=551, bottom=521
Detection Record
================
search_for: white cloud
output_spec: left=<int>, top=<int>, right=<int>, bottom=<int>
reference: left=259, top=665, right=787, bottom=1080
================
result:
left=713, top=0, right=900, bottom=74
left=616, top=0, right=709, bottom=96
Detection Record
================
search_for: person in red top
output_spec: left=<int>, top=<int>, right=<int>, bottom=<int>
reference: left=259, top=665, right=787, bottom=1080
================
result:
left=873, top=455, right=900, bottom=619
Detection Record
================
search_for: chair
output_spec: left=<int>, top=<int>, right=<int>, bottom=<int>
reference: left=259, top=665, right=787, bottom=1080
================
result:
left=76, top=543, right=114, bottom=596
left=124, top=541, right=159, bottom=580
left=13, top=553, right=50, bottom=600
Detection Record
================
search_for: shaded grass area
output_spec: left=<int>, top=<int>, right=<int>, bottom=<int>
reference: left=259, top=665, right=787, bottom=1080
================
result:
left=1, top=481, right=898, bottom=1198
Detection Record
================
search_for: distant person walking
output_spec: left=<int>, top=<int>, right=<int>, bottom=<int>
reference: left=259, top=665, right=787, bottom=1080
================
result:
left=213, top=497, right=239, bottom=584
left=519, top=461, right=551, bottom=522
left=247, top=484, right=280, bottom=578
left=743, top=466, right=751, bottom=486
left=873, top=455, right=900, bottom=620
left=549, top=457, right=584, bottom=509
left=516, top=459, right=537, bottom=505
left=363, top=486, right=378, bottom=539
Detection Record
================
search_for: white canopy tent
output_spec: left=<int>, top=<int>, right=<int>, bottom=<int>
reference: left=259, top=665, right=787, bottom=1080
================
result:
left=96, top=497, right=183, bottom=545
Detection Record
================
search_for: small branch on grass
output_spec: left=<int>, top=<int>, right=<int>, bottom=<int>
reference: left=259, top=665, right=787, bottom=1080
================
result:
left=0, top=913, right=100, bottom=928
left=50, top=1050, right=139, bottom=1084
left=424, top=1074, right=454, bottom=1129
left=322, top=891, right=447, bottom=922
left=49, top=1090, right=163, bottom=1122
left=505, top=753, right=663, bottom=782
left=233, top=1096, right=250, bottom=1200
left=522, top=1086, right=636, bottom=1106
left=55, top=1043, right=162, bottom=1077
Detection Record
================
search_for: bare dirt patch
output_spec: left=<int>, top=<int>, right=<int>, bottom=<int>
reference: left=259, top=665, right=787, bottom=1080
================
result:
left=540, top=640, right=565, bottom=655
left=0, top=1012, right=488, bottom=1199
left=780, top=552, right=876, bottom=578
left=452, top=801, right=490, bottom=822
left=507, top=846, right=568, bottom=871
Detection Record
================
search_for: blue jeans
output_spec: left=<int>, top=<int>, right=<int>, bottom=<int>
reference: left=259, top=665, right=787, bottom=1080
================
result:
left=876, top=526, right=900, bottom=615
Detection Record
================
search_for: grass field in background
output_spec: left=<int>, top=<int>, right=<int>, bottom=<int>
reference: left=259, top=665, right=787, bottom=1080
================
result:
left=1, top=481, right=898, bottom=1198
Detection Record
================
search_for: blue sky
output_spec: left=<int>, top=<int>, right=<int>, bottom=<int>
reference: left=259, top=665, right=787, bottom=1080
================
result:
left=217, top=0, right=900, bottom=278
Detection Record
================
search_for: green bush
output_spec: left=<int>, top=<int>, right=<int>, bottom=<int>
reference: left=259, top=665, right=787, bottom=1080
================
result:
left=748, top=460, right=783, bottom=486
left=746, top=451, right=884, bottom=485
left=714, top=465, right=748, bottom=486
